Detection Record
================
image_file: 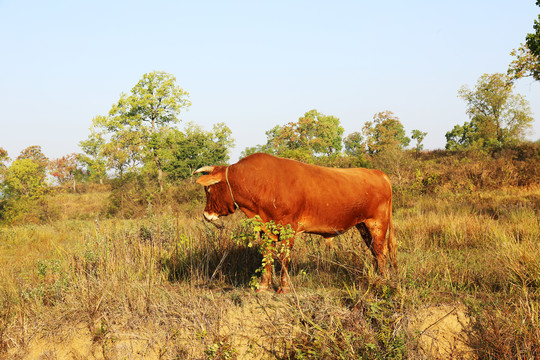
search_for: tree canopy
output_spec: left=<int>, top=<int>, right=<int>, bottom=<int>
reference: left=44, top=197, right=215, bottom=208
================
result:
left=244, top=110, right=344, bottom=162
left=509, top=2, right=540, bottom=81
left=362, top=111, right=410, bottom=155
left=163, top=123, right=234, bottom=180
left=446, top=73, right=533, bottom=150
left=87, top=71, right=191, bottom=191
left=80, top=71, right=237, bottom=188
left=0, top=147, right=8, bottom=178
left=17, top=145, right=49, bottom=171
left=526, top=1, right=540, bottom=59
left=411, top=129, right=427, bottom=158
left=78, top=130, right=107, bottom=184
left=508, top=44, right=540, bottom=81
left=343, top=132, right=365, bottom=158
left=0, top=148, right=49, bottom=224
left=50, top=153, right=83, bottom=191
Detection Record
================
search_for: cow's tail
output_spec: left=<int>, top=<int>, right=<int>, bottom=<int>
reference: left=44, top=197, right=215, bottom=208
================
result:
left=387, top=194, right=398, bottom=272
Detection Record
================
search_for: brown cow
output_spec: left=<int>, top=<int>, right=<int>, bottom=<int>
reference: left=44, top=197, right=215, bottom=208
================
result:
left=194, top=153, right=396, bottom=293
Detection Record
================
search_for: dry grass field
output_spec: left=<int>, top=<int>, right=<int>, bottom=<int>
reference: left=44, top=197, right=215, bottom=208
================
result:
left=0, top=151, right=539, bottom=359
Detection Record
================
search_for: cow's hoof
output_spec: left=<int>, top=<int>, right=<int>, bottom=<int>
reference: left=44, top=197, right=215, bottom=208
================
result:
left=276, top=287, right=290, bottom=294
left=256, top=285, right=271, bottom=293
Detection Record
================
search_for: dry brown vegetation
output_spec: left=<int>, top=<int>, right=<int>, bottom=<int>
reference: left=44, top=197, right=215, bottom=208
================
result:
left=0, top=148, right=539, bottom=359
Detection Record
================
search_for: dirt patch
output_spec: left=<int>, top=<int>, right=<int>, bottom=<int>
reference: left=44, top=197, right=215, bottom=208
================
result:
left=10, top=325, right=166, bottom=360
left=220, top=294, right=296, bottom=359
left=6, top=296, right=474, bottom=359
left=5, top=294, right=292, bottom=360
left=409, top=303, right=473, bottom=359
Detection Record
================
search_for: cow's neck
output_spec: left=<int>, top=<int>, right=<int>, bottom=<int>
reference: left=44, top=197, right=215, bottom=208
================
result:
left=225, top=166, right=239, bottom=210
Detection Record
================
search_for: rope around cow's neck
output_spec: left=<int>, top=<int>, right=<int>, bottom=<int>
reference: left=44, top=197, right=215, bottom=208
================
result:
left=225, top=166, right=239, bottom=210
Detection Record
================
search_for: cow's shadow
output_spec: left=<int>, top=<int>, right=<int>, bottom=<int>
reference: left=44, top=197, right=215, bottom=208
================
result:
left=160, top=243, right=263, bottom=289
left=160, top=231, right=384, bottom=293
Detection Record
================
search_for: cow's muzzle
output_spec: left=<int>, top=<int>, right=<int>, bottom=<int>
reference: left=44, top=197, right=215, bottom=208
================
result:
left=202, top=212, right=225, bottom=230
left=203, top=211, right=219, bottom=222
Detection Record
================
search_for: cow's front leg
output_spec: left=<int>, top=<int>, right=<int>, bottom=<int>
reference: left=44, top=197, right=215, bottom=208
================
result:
left=277, top=256, right=291, bottom=294
left=257, top=247, right=273, bottom=292
left=277, top=236, right=295, bottom=294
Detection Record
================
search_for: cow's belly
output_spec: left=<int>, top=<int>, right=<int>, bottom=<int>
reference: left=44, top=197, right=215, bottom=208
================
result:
left=297, top=216, right=359, bottom=237
left=295, top=200, right=369, bottom=235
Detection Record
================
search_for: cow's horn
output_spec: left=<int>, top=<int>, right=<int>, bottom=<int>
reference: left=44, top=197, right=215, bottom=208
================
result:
left=193, top=166, right=215, bottom=175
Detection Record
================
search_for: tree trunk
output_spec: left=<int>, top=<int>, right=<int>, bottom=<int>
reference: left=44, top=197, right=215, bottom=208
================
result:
left=158, top=166, right=163, bottom=193
left=154, top=151, right=163, bottom=193
left=150, top=118, right=163, bottom=193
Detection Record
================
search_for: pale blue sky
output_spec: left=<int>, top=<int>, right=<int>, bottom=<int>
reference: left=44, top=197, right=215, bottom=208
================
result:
left=1, top=0, right=539, bottom=162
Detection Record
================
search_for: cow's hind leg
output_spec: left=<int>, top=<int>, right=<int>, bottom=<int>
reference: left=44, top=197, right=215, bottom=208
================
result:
left=356, top=220, right=389, bottom=276
left=356, top=222, right=375, bottom=258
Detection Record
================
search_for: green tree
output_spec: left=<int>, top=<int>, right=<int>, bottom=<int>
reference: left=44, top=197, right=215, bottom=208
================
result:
left=90, top=71, right=191, bottom=191
left=509, top=2, right=540, bottom=81
left=411, top=129, right=427, bottom=158
left=78, top=130, right=107, bottom=184
left=93, top=115, right=145, bottom=178
left=163, top=122, right=234, bottom=179
left=264, top=122, right=311, bottom=160
left=526, top=1, right=540, bottom=58
left=301, top=109, right=344, bottom=156
left=446, top=73, right=534, bottom=150
left=0, top=147, right=8, bottom=163
left=50, top=153, right=83, bottom=191
left=362, top=111, right=410, bottom=155
left=0, top=158, right=48, bottom=224
left=0, top=147, right=9, bottom=179
left=343, top=131, right=365, bottom=157
left=17, top=145, right=49, bottom=173
left=445, top=122, right=480, bottom=151
left=342, top=132, right=369, bottom=167
left=241, top=144, right=267, bottom=158
left=250, top=109, right=344, bottom=161
left=2, top=159, right=47, bottom=198
left=508, top=44, right=540, bottom=81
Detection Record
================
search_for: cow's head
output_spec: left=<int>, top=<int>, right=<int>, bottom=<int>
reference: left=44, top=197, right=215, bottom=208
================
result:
left=193, top=166, right=237, bottom=222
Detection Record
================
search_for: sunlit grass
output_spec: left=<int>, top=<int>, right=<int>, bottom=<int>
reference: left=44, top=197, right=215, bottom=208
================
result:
left=0, top=185, right=539, bottom=358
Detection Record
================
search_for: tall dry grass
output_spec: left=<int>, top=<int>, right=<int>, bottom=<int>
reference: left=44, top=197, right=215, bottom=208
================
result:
left=0, top=155, right=539, bottom=358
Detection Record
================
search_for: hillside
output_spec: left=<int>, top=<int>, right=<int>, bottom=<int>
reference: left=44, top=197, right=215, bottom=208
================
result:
left=0, top=149, right=539, bottom=359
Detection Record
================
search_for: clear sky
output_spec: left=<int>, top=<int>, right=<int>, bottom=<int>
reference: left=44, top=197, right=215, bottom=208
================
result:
left=1, top=0, right=539, bottom=162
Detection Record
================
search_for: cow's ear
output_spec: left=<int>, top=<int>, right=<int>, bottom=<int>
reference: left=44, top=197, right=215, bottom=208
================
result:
left=196, top=173, right=223, bottom=186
